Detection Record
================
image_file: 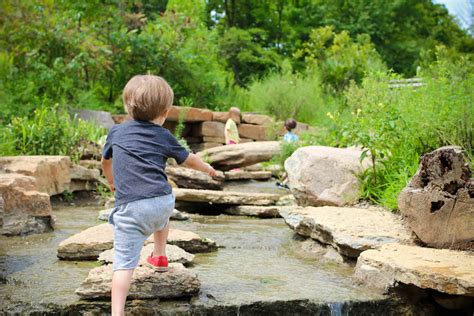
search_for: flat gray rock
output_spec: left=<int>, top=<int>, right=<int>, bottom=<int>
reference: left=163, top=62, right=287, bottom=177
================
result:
left=224, top=170, right=272, bottom=181
left=224, top=205, right=283, bottom=218
left=279, top=206, right=413, bottom=258
left=76, top=263, right=200, bottom=299
left=173, top=188, right=281, bottom=206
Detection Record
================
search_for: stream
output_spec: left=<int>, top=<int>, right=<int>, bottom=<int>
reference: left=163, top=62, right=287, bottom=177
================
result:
left=0, top=182, right=401, bottom=315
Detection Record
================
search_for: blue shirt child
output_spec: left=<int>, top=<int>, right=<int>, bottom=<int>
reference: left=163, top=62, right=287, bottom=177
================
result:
left=102, top=119, right=189, bottom=207
left=283, top=131, right=299, bottom=142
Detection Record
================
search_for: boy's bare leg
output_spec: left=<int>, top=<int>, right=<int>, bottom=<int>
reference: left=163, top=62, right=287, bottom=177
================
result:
left=111, top=269, right=134, bottom=316
left=153, top=223, right=169, bottom=257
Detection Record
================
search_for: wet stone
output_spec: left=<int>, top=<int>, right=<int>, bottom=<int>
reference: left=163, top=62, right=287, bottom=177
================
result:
left=279, top=206, right=413, bottom=258
left=57, top=223, right=216, bottom=260
left=75, top=263, right=200, bottom=299
left=354, top=244, right=474, bottom=297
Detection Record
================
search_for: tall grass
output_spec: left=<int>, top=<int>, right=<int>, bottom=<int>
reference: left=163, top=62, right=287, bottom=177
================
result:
left=1, top=105, right=107, bottom=161
left=330, top=59, right=473, bottom=209
left=242, top=66, right=340, bottom=127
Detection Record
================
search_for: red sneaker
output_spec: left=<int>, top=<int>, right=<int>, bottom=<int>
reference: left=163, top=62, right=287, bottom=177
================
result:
left=146, top=253, right=168, bottom=272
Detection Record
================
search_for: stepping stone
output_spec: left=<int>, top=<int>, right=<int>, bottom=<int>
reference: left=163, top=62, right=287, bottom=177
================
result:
left=173, top=188, right=281, bottom=206
left=58, top=223, right=114, bottom=260
left=279, top=206, right=413, bottom=258
left=224, top=170, right=272, bottom=181
left=58, top=223, right=216, bottom=260
left=197, top=141, right=281, bottom=170
left=75, top=263, right=200, bottom=299
left=354, top=244, right=474, bottom=296
left=98, top=244, right=194, bottom=266
left=224, top=206, right=283, bottom=218
left=159, top=228, right=218, bottom=253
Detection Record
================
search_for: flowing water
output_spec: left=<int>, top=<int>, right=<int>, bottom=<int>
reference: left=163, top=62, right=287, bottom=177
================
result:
left=0, top=181, right=385, bottom=313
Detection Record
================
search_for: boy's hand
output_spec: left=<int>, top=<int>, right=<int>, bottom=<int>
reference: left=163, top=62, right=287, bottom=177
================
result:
left=109, top=183, right=115, bottom=192
left=206, top=164, right=217, bottom=177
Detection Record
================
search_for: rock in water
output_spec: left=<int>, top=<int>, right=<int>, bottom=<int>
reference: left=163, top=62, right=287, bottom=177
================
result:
left=173, top=188, right=281, bottom=206
left=224, top=205, right=283, bottom=218
left=170, top=209, right=190, bottom=221
left=398, top=146, right=474, bottom=250
left=98, top=244, right=194, bottom=266
left=76, top=263, right=200, bottom=299
left=284, top=146, right=371, bottom=206
left=164, top=229, right=218, bottom=253
left=0, top=173, right=53, bottom=236
left=279, top=206, right=413, bottom=258
left=197, top=141, right=280, bottom=170
left=58, top=223, right=114, bottom=260
left=166, top=166, right=224, bottom=190
left=354, top=244, right=474, bottom=297
left=58, top=223, right=216, bottom=260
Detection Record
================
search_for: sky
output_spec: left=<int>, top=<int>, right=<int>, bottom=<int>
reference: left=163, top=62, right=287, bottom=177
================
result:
left=434, top=0, right=471, bottom=29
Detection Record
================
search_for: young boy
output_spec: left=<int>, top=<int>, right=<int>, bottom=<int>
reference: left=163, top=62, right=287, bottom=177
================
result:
left=101, top=75, right=216, bottom=315
left=283, top=118, right=299, bottom=143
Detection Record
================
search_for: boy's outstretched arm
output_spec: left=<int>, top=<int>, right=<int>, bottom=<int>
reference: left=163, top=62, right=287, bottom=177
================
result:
left=182, top=153, right=217, bottom=177
left=101, top=157, right=115, bottom=192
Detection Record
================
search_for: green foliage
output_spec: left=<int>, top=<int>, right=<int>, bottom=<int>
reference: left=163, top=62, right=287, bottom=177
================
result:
left=207, top=0, right=474, bottom=76
left=243, top=62, right=338, bottom=125
left=296, top=26, right=386, bottom=92
left=0, top=0, right=231, bottom=121
left=327, top=55, right=473, bottom=210
left=174, top=106, right=191, bottom=152
left=218, top=27, right=281, bottom=86
left=2, top=105, right=106, bottom=161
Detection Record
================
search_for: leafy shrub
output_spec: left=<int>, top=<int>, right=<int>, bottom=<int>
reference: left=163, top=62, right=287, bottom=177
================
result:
left=295, top=26, right=387, bottom=92
left=2, top=105, right=106, bottom=161
left=328, top=56, right=473, bottom=209
left=243, top=62, right=339, bottom=125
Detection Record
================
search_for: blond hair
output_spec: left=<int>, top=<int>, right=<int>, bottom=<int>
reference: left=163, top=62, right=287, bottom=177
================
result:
left=123, top=75, right=174, bottom=121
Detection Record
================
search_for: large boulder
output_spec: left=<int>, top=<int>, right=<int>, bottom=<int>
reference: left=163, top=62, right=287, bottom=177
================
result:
left=279, top=206, right=413, bottom=258
left=166, top=166, right=224, bottom=190
left=398, top=146, right=474, bottom=250
left=57, top=223, right=217, bottom=260
left=0, top=173, right=53, bottom=236
left=98, top=243, right=195, bottom=266
left=173, top=188, right=281, bottom=206
left=0, top=156, right=71, bottom=196
left=284, top=146, right=371, bottom=206
left=71, top=109, right=115, bottom=129
left=76, top=263, right=200, bottom=299
left=354, top=244, right=474, bottom=297
left=198, top=141, right=281, bottom=170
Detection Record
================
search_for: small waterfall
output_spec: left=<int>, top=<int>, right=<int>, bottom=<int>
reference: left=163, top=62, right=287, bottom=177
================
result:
left=328, top=302, right=344, bottom=316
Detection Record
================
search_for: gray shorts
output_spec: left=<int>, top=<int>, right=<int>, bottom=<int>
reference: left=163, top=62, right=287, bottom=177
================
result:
left=108, top=194, right=175, bottom=271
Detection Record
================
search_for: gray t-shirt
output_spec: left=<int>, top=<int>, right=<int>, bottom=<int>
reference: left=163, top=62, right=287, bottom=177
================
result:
left=102, top=119, right=189, bottom=206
